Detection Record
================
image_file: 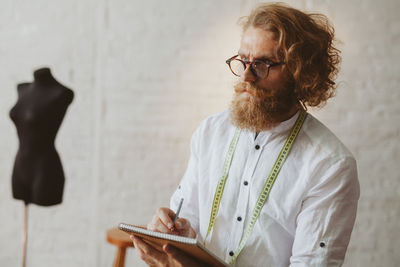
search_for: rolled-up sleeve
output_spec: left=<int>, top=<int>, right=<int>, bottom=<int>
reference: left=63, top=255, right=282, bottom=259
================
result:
left=290, top=156, right=360, bottom=267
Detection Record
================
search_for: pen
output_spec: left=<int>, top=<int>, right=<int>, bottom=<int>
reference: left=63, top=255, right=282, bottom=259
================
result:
left=174, top=198, right=184, bottom=222
left=171, top=198, right=184, bottom=231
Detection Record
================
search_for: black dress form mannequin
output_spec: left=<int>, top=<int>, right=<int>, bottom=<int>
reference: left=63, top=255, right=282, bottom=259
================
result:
left=10, top=68, right=74, bottom=206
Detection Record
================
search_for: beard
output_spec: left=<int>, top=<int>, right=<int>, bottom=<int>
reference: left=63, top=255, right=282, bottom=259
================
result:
left=229, top=80, right=298, bottom=132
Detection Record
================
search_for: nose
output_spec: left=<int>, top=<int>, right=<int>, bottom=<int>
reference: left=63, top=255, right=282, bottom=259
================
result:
left=241, top=64, right=256, bottom=83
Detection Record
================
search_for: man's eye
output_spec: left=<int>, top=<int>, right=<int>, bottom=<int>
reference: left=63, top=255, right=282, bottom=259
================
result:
left=253, top=61, right=265, bottom=69
left=254, top=60, right=268, bottom=66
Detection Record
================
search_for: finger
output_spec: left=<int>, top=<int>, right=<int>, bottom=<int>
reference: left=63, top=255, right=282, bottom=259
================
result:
left=156, top=207, right=176, bottom=230
left=174, top=218, right=196, bottom=238
left=130, top=235, right=136, bottom=248
left=132, top=236, right=151, bottom=254
left=147, top=212, right=169, bottom=232
left=175, top=218, right=190, bottom=236
left=163, top=243, right=177, bottom=254
left=147, top=214, right=161, bottom=231
left=132, top=236, right=167, bottom=263
left=174, top=217, right=190, bottom=231
left=131, top=236, right=144, bottom=253
left=149, top=218, right=172, bottom=233
left=163, top=244, right=200, bottom=266
left=131, top=237, right=148, bottom=261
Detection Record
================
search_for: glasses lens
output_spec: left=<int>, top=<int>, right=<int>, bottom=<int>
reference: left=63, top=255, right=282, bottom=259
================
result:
left=230, top=59, right=244, bottom=76
left=252, top=61, right=269, bottom=78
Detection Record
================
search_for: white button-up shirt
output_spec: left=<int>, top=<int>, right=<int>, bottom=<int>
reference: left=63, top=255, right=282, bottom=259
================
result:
left=170, top=110, right=359, bottom=267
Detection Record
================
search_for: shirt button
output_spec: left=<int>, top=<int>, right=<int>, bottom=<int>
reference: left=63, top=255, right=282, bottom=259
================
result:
left=320, top=242, right=325, bottom=248
left=243, top=181, right=248, bottom=186
left=229, top=251, right=234, bottom=256
left=237, top=216, right=242, bottom=221
left=255, top=145, right=260, bottom=150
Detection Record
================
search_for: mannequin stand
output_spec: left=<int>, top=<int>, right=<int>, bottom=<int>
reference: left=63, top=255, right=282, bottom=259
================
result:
left=22, top=203, right=28, bottom=267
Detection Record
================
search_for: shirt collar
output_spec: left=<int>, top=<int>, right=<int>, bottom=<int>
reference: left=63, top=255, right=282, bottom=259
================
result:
left=267, top=110, right=301, bottom=134
left=249, top=111, right=300, bottom=142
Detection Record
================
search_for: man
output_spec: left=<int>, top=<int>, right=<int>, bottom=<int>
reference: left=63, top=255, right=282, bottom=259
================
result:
left=132, top=3, right=359, bottom=266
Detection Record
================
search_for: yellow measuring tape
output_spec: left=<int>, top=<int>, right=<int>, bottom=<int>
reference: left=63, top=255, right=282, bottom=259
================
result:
left=204, top=110, right=307, bottom=265
left=205, top=127, right=242, bottom=243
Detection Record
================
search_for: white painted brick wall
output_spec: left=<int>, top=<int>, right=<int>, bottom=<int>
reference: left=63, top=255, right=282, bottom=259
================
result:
left=0, top=0, right=398, bottom=266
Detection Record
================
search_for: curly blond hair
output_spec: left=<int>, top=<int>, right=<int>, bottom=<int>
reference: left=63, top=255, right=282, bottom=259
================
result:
left=241, top=3, right=341, bottom=107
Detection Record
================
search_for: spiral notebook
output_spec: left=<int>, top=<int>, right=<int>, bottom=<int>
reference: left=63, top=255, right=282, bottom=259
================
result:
left=118, top=223, right=228, bottom=267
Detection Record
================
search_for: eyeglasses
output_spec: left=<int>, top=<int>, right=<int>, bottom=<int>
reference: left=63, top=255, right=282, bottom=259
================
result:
left=226, top=55, right=285, bottom=78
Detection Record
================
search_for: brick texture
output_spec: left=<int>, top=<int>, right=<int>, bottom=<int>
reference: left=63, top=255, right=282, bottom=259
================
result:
left=0, top=0, right=399, bottom=266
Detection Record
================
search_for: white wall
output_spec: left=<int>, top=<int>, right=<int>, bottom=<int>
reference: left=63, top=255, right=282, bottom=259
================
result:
left=0, top=0, right=398, bottom=266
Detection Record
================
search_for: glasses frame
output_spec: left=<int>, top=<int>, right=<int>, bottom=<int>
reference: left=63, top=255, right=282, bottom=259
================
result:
left=226, top=55, right=285, bottom=78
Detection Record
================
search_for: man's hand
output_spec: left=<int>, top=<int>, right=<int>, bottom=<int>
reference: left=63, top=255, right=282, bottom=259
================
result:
left=132, top=207, right=202, bottom=266
left=147, top=207, right=196, bottom=238
left=131, top=236, right=207, bottom=267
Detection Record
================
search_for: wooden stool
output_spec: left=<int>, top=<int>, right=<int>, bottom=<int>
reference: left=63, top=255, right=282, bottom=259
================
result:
left=107, top=227, right=134, bottom=267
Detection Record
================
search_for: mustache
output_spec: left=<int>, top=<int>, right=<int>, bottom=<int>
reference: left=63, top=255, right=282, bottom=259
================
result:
left=234, top=82, right=270, bottom=98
